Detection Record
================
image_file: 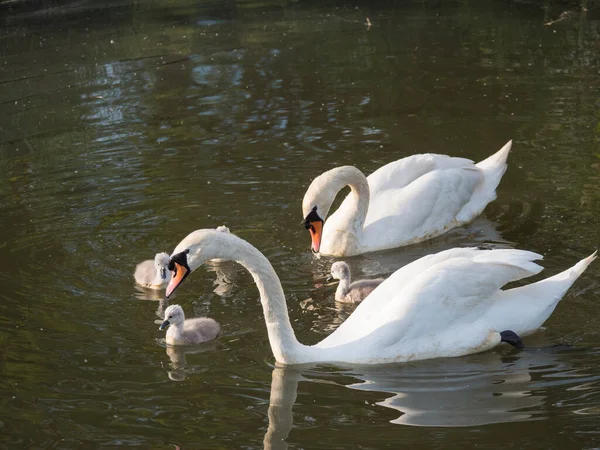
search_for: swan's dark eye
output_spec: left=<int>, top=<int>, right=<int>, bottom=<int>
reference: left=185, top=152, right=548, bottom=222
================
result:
left=168, top=261, right=175, bottom=271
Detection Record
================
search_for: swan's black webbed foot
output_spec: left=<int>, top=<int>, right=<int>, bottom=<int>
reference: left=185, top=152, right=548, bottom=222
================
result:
left=500, top=330, right=524, bottom=350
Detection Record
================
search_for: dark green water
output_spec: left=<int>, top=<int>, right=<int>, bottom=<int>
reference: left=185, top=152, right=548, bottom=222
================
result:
left=1, top=0, right=599, bottom=448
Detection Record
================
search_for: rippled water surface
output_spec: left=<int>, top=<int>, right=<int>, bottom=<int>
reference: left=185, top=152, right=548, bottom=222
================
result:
left=1, top=0, right=600, bottom=448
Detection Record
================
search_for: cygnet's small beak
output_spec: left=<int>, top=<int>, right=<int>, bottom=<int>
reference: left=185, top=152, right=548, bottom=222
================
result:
left=325, top=274, right=334, bottom=283
left=160, top=268, right=167, bottom=280
left=159, top=320, right=170, bottom=331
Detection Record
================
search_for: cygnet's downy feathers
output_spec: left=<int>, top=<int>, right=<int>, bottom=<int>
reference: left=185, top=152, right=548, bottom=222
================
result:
left=134, top=252, right=171, bottom=289
left=329, top=261, right=383, bottom=304
left=159, top=304, right=220, bottom=345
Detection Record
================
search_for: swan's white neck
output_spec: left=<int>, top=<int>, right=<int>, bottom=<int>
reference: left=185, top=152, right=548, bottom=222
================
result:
left=309, top=166, right=370, bottom=255
left=327, top=166, right=369, bottom=232
left=185, top=232, right=309, bottom=363
left=245, top=250, right=303, bottom=362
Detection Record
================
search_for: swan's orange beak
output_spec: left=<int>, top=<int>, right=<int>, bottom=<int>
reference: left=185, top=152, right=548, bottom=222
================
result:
left=166, top=262, right=189, bottom=298
left=304, top=206, right=324, bottom=254
left=307, top=220, right=323, bottom=253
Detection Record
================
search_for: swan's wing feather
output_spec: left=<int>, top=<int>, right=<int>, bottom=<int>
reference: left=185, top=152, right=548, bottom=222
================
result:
left=316, top=247, right=475, bottom=348
left=367, top=153, right=475, bottom=193
left=381, top=254, right=544, bottom=341
left=316, top=248, right=543, bottom=349
left=361, top=167, right=482, bottom=246
left=328, top=154, right=474, bottom=223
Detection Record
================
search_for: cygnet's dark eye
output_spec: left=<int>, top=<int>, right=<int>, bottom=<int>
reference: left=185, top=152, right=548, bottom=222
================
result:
left=168, top=315, right=172, bottom=319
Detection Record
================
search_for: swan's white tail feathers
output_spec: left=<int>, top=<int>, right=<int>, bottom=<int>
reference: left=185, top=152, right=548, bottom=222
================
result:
left=499, top=251, right=595, bottom=333
left=475, top=140, right=512, bottom=171
left=456, top=140, right=511, bottom=224
left=569, top=250, right=597, bottom=278
left=522, top=251, right=597, bottom=303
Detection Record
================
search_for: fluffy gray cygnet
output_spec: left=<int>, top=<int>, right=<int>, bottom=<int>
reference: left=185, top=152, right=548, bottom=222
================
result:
left=134, top=252, right=171, bottom=289
left=329, top=261, right=383, bottom=304
left=159, top=304, right=220, bottom=345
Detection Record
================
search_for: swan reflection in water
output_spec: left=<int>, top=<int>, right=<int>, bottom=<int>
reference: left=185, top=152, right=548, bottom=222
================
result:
left=346, top=349, right=550, bottom=427
left=204, top=259, right=239, bottom=298
left=134, top=285, right=168, bottom=319
left=164, top=343, right=219, bottom=381
left=263, top=346, right=589, bottom=448
left=135, top=259, right=239, bottom=302
left=264, top=364, right=304, bottom=450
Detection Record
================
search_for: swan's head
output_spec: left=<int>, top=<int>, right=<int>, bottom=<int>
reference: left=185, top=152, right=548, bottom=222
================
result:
left=166, top=249, right=191, bottom=298
left=160, top=304, right=185, bottom=330
left=154, top=252, right=171, bottom=281
left=166, top=229, right=243, bottom=298
left=302, top=177, right=333, bottom=254
left=329, top=261, right=350, bottom=282
left=302, top=167, right=353, bottom=253
left=302, top=205, right=324, bottom=254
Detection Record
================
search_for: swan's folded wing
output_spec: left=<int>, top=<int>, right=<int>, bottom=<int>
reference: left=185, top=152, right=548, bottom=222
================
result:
left=362, top=167, right=482, bottom=246
left=367, top=153, right=475, bottom=193
left=383, top=252, right=544, bottom=341
left=316, top=248, right=543, bottom=349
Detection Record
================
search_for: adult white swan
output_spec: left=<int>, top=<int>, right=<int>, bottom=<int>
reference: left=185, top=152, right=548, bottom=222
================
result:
left=165, top=229, right=595, bottom=365
left=302, top=140, right=512, bottom=256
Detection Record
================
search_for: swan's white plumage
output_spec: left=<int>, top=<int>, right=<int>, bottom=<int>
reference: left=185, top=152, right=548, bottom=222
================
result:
left=169, top=229, right=595, bottom=365
left=303, top=141, right=512, bottom=256
left=211, top=224, right=231, bottom=263
left=316, top=248, right=544, bottom=350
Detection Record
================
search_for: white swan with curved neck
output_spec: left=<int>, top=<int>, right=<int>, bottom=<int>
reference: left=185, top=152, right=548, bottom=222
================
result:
left=166, top=229, right=596, bottom=365
left=302, top=140, right=512, bottom=256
